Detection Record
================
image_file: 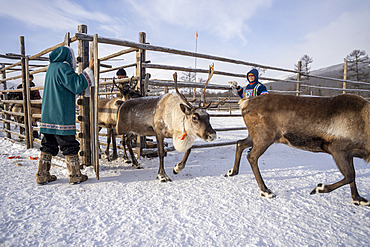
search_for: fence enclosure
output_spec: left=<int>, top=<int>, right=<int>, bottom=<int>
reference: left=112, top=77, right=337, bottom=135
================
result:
left=1, top=24, right=369, bottom=179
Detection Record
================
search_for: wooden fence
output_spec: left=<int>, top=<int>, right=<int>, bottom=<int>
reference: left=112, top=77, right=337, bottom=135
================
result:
left=1, top=24, right=369, bottom=179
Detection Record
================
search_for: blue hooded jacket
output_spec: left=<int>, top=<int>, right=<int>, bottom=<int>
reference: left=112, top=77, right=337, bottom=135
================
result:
left=40, top=46, right=93, bottom=135
left=236, top=68, right=268, bottom=98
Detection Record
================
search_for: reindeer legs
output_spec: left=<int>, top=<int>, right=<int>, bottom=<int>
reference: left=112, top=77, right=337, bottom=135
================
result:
left=120, top=135, right=130, bottom=161
left=247, top=142, right=276, bottom=198
left=105, top=127, right=112, bottom=160
left=156, top=134, right=171, bottom=182
left=225, top=136, right=253, bottom=177
left=311, top=150, right=369, bottom=206
left=227, top=134, right=276, bottom=198
left=110, top=128, right=118, bottom=161
left=126, top=134, right=142, bottom=169
left=173, top=148, right=191, bottom=174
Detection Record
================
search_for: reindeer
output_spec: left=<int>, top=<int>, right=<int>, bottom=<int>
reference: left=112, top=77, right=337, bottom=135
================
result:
left=116, top=65, right=220, bottom=182
left=5, top=89, right=41, bottom=138
left=98, top=79, right=141, bottom=161
left=10, top=103, right=41, bottom=138
left=225, top=93, right=369, bottom=206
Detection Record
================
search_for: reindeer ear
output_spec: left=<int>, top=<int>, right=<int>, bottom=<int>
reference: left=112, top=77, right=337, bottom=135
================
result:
left=180, top=104, right=192, bottom=115
left=115, top=100, right=124, bottom=107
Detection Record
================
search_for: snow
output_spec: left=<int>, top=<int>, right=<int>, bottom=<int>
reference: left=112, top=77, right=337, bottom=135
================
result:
left=1, top=113, right=369, bottom=246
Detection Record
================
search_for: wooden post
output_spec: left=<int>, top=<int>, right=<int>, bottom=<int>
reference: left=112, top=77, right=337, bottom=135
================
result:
left=90, top=34, right=100, bottom=180
left=20, top=36, right=32, bottom=148
left=77, top=24, right=91, bottom=167
left=296, top=60, right=301, bottom=96
left=24, top=56, right=33, bottom=147
left=1, top=64, right=11, bottom=138
left=135, top=32, right=147, bottom=158
left=64, top=32, right=70, bottom=46
left=343, top=59, right=347, bottom=94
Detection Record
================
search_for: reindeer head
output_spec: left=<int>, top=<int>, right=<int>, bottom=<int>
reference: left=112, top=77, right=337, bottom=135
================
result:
left=173, top=65, right=217, bottom=143
left=112, top=77, right=142, bottom=100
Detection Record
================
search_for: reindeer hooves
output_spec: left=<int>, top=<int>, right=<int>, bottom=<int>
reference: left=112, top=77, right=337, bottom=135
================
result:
left=107, top=157, right=118, bottom=162
left=133, top=164, right=143, bottom=169
left=261, top=190, right=276, bottom=199
left=123, top=156, right=132, bottom=164
left=353, top=198, right=370, bottom=206
left=157, top=174, right=172, bottom=182
left=224, top=169, right=237, bottom=177
left=173, top=166, right=182, bottom=175
left=310, top=183, right=325, bottom=195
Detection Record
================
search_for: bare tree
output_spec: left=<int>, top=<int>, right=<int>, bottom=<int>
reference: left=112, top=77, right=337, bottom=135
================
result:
left=180, top=69, right=196, bottom=95
left=295, top=54, right=313, bottom=77
left=345, top=50, right=370, bottom=82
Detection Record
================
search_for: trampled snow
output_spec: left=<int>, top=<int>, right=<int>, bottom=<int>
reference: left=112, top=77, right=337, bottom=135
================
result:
left=0, top=114, right=369, bottom=246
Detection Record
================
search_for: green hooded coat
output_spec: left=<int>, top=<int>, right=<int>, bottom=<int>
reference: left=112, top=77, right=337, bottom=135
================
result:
left=40, top=46, right=92, bottom=135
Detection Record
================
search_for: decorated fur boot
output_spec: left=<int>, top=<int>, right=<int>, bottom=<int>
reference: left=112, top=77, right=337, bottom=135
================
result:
left=36, top=152, right=57, bottom=185
left=65, top=154, right=88, bottom=184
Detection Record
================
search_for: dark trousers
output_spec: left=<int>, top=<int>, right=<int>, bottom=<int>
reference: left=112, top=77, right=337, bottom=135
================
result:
left=40, top=133, right=80, bottom=156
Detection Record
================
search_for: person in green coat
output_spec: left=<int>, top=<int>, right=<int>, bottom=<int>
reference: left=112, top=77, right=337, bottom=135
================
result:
left=36, top=46, right=94, bottom=185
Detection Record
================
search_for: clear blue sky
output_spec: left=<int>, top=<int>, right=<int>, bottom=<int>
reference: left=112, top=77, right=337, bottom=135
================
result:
left=1, top=0, right=370, bottom=85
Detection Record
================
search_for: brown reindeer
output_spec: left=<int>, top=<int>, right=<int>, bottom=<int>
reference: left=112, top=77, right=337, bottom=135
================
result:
left=116, top=66, right=220, bottom=182
left=11, top=103, right=41, bottom=138
left=98, top=80, right=141, bottom=161
left=225, top=93, right=369, bottom=206
left=98, top=98, right=124, bottom=161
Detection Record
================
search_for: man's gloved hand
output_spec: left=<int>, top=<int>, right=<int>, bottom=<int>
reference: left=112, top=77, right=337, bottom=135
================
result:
left=228, top=81, right=238, bottom=89
left=228, top=81, right=239, bottom=96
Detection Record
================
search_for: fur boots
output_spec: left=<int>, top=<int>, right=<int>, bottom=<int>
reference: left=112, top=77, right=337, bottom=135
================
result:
left=36, top=152, right=57, bottom=184
left=65, top=154, right=88, bottom=184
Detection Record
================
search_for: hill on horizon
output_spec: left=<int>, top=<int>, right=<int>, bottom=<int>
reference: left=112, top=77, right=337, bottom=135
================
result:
left=265, top=63, right=370, bottom=98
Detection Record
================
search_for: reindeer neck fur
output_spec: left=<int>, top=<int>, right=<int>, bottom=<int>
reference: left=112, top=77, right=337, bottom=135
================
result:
left=238, top=98, right=250, bottom=110
left=173, top=130, right=195, bottom=152
left=158, top=94, right=199, bottom=152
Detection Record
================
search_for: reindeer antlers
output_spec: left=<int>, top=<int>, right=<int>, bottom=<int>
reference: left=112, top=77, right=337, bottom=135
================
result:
left=173, top=72, right=193, bottom=108
left=173, top=63, right=215, bottom=109
left=202, top=64, right=215, bottom=96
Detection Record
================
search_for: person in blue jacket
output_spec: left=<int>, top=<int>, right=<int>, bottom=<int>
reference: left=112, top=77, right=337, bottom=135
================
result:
left=36, top=46, right=94, bottom=185
left=228, top=68, right=268, bottom=153
left=228, top=68, right=268, bottom=98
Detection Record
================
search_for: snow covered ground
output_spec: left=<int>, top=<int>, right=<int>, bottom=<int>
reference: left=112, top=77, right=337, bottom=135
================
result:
left=0, top=114, right=369, bottom=246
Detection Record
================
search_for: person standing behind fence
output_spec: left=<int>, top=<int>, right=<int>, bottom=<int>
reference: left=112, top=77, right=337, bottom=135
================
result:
left=228, top=68, right=268, bottom=98
left=36, top=46, right=94, bottom=185
left=116, top=68, right=127, bottom=97
left=15, top=74, right=41, bottom=100
left=116, top=68, right=127, bottom=80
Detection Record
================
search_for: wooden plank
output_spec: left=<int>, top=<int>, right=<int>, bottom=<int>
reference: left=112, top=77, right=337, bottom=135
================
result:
left=343, top=59, right=347, bottom=94
left=134, top=32, right=147, bottom=159
left=3, top=129, right=26, bottom=138
left=24, top=56, right=34, bottom=147
left=77, top=24, right=91, bottom=168
left=2, top=118, right=25, bottom=127
left=1, top=110, right=24, bottom=117
left=92, top=34, right=100, bottom=180
left=149, top=79, right=228, bottom=90
left=100, top=63, right=137, bottom=74
left=20, top=36, right=31, bottom=149
left=99, top=47, right=138, bottom=61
